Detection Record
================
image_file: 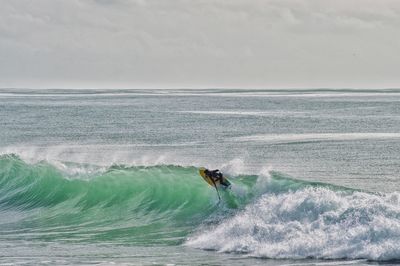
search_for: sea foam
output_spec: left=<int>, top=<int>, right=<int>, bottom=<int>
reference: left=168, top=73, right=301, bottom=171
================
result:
left=186, top=187, right=400, bottom=261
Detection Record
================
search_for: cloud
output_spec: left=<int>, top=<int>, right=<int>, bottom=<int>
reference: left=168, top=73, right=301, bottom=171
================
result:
left=0, top=0, right=400, bottom=88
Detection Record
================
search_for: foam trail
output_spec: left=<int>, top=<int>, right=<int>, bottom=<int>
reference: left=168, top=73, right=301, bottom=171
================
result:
left=186, top=186, right=400, bottom=261
left=220, top=158, right=246, bottom=176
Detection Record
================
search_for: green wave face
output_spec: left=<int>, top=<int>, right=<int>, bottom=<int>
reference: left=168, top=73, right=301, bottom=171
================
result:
left=0, top=154, right=262, bottom=245
left=0, top=155, right=210, bottom=244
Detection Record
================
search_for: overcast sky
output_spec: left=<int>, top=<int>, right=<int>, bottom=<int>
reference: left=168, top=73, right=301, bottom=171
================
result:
left=1, top=0, right=400, bottom=89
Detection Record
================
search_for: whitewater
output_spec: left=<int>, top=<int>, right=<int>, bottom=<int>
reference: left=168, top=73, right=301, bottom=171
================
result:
left=1, top=89, right=400, bottom=265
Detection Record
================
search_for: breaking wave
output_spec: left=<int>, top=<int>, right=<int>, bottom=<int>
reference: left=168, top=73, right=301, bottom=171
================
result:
left=1, top=154, right=400, bottom=260
left=186, top=176, right=400, bottom=261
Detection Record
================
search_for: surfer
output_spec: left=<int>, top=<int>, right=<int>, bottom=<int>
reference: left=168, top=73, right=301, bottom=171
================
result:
left=204, top=169, right=231, bottom=189
left=199, top=167, right=232, bottom=201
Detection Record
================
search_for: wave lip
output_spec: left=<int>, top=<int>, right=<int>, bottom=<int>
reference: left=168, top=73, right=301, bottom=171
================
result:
left=186, top=186, right=400, bottom=261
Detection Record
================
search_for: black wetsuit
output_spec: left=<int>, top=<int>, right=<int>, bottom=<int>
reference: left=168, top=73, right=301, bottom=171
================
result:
left=205, top=169, right=229, bottom=187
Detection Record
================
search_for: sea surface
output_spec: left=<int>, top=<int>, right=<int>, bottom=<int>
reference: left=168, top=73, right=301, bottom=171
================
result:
left=1, top=89, right=400, bottom=265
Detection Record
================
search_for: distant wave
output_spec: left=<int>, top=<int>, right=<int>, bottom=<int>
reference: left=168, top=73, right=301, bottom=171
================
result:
left=2, top=88, right=400, bottom=98
left=232, top=133, right=400, bottom=144
left=178, top=110, right=306, bottom=117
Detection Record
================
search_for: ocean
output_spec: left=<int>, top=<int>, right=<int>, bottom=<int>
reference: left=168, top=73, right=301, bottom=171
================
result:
left=0, top=89, right=400, bottom=265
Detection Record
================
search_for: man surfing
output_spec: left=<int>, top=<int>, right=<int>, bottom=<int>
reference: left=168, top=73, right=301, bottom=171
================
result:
left=199, top=168, right=231, bottom=189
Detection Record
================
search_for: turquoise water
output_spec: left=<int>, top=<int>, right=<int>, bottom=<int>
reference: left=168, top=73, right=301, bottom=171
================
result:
left=1, top=89, right=400, bottom=265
